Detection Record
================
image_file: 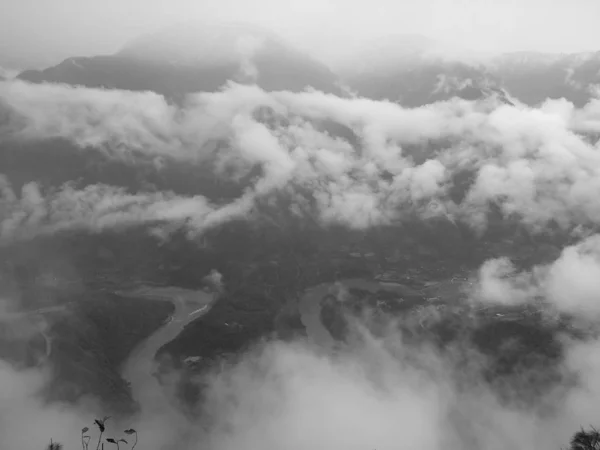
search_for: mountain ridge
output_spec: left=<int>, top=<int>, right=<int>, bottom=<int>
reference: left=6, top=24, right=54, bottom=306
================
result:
left=17, top=21, right=343, bottom=99
left=14, top=25, right=600, bottom=107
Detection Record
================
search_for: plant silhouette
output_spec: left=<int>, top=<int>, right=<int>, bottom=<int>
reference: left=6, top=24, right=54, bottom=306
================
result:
left=73, top=419, right=140, bottom=450
left=569, top=427, right=600, bottom=450
left=94, top=416, right=111, bottom=450
left=124, top=429, right=138, bottom=450
left=46, top=439, right=63, bottom=450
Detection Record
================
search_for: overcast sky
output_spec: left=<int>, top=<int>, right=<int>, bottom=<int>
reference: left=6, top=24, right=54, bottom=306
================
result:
left=2, top=0, right=600, bottom=69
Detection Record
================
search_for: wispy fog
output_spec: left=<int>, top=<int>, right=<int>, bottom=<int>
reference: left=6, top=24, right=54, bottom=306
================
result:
left=3, top=2, right=600, bottom=447
left=2, top=76, right=600, bottom=448
left=3, top=0, right=600, bottom=69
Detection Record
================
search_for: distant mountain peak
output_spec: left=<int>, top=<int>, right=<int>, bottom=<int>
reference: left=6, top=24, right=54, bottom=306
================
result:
left=117, top=21, right=286, bottom=67
left=336, top=34, right=493, bottom=79
left=17, top=21, right=341, bottom=97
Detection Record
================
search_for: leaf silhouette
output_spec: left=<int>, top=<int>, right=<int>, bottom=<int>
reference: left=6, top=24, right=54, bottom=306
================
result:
left=82, top=427, right=89, bottom=433
left=94, top=420, right=106, bottom=433
left=119, top=439, right=128, bottom=444
left=105, top=438, right=116, bottom=444
left=124, top=429, right=136, bottom=435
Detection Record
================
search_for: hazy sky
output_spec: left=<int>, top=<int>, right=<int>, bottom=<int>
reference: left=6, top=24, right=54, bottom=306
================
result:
left=2, top=0, right=600, bottom=68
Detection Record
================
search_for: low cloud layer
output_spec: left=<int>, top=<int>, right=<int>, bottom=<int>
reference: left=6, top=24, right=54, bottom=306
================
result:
left=4, top=80, right=600, bottom=450
left=3, top=80, right=600, bottom=239
left=0, top=176, right=219, bottom=242
left=3, top=305, right=600, bottom=450
left=0, top=361, right=102, bottom=450
left=196, top=335, right=600, bottom=450
left=474, top=234, right=600, bottom=320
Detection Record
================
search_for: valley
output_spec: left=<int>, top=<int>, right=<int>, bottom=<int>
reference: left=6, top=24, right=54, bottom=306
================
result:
left=119, top=286, right=217, bottom=414
left=1, top=16, right=600, bottom=450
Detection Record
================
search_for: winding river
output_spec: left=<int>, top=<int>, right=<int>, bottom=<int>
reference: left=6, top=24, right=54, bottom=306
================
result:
left=298, top=278, right=423, bottom=347
left=119, top=276, right=456, bottom=413
left=2, top=274, right=458, bottom=413
left=119, top=286, right=216, bottom=415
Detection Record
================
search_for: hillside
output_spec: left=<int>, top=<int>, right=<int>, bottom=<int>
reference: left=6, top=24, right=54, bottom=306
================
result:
left=3, top=25, right=600, bottom=449
left=17, top=22, right=341, bottom=99
left=338, top=35, right=600, bottom=107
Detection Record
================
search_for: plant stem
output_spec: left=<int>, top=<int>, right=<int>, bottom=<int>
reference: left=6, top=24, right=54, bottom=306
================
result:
left=96, top=431, right=103, bottom=450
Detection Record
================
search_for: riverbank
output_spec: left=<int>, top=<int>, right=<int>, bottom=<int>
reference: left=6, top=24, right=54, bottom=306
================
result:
left=120, top=286, right=216, bottom=415
left=298, top=278, right=422, bottom=347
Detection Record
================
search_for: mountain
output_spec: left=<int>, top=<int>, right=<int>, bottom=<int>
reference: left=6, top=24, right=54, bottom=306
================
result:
left=492, top=51, right=600, bottom=107
left=339, top=35, right=600, bottom=107
left=343, top=57, right=513, bottom=107
left=17, top=27, right=600, bottom=108
left=4, top=27, right=600, bottom=433
left=338, top=35, right=514, bottom=107
left=17, top=21, right=342, bottom=98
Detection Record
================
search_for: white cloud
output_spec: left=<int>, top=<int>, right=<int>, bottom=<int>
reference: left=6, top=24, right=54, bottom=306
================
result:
left=8, top=72, right=600, bottom=450
left=543, top=235, right=600, bottom=318
left=471, top=234, right=600, bottom=320
left=471, top=257, right=538, bottom=306
left=0, top=177, right=221, bottom=241
left=5, top=79, right=600, bottom=238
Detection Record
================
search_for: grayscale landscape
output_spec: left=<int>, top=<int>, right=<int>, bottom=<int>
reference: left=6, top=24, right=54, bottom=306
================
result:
left=3, top=0, right=600, bottom=449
